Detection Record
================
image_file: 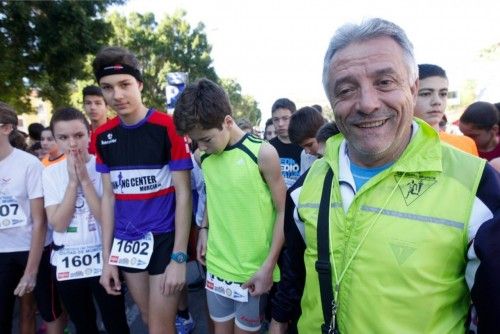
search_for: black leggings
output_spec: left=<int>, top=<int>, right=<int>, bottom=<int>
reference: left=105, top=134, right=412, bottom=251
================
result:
left=0, top=248, right=61, bottom=333
left=53, top=269, right=130, bottom=334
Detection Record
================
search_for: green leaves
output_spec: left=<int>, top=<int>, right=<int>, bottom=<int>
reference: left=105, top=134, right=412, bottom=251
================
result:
left=105, top=10, right=218, bottom=110
left=0, top=0, right=122, bottom=112
left=220, top=78, right=261, bottom=125
left=1, top=2, right=260, bottom=124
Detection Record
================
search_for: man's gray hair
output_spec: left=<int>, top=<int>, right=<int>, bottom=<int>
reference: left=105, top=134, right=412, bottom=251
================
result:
left=322, top=18, right=418, bottom=96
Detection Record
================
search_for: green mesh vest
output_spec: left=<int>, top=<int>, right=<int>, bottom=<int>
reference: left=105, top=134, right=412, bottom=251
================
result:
left=201, top=134, right=279, bottom=282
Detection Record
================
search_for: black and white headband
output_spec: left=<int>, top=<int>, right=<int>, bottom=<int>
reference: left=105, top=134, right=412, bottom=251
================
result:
left=95, top=63, right=143, bottom=82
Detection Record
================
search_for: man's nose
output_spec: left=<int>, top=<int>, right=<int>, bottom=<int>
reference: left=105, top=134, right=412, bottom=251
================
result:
left=356, top=85, right=381, bottom=114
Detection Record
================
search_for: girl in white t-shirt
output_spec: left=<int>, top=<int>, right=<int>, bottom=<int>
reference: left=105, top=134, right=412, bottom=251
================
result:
left=0, top=102, right=64, bottom=333
left=43, top=107, right=128, bottom=334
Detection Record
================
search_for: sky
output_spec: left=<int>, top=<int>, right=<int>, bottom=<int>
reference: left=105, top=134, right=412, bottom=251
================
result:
left=113, top=0, right=500, bottom=125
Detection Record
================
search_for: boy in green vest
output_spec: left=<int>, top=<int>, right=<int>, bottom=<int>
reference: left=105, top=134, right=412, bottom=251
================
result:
left=173, top=78, right=286, bottom=333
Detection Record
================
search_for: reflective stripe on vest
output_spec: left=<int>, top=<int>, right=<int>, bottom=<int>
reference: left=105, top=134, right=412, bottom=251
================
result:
left=298, top=120, right=485, bottom=334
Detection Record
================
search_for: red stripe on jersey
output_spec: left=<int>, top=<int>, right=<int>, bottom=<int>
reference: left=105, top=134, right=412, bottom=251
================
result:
left=94, top=116, right=120, bottom=166
left=115, top=186, right=175, bottom=200
left=148, top=111, right=191, bottom=161
left=89, top=118, right=111, bottom=155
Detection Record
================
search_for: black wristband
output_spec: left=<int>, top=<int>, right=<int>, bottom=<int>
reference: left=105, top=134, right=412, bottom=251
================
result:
left=197, top=226, right=209, bottom=231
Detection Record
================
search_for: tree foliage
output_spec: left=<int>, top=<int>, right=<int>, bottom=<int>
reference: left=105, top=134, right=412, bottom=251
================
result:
left=105, top=11, right=260, bottom=121
left=1, top=3, right=261, bottom=122
left=0, top=0, right=123, bottom=112
left=220, top=78, right=261, bottom=125
left=106, top=10, right=218, bottom=109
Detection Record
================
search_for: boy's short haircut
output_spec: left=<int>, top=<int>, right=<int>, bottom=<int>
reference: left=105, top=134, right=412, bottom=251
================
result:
left=265, top=118, right=273, bottom=128
left=0, top=102, right=28, bottom=150
left=27, top=122, right=44, bottom=141
left=418, top=64, right=447, bottom=80
left=271, top=98, right=296, bottom=114
left=173, top=78, right=232, bottom=135
left=288, top=106, right=326, bottom=144
left=82, top=85, right=104, bottom=99
left=50, top=107, right=90, bottom=133
left=10, top=130, right=27, bottom=151
left=316, top=121, right=340, bottom=144
left=0, top=102, right=19, bottom=127
left=311, top=104, right=323, bottom=113
left=92, top=46, right=142, bottom=83
left=460, top=101, right=500, bottom=130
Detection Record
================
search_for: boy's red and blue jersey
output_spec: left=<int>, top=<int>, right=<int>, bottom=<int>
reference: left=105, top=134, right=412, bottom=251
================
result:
left=95, top=109, right=192, bottom=240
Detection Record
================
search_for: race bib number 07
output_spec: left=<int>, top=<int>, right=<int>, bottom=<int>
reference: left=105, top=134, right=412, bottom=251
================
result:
left=206, top=272, right=248, bottom=302
left=109, top=232, right=154, bottom=269
left=0, top=197, right=27, bottom=229
left=55, top=244, right=102, bottom=281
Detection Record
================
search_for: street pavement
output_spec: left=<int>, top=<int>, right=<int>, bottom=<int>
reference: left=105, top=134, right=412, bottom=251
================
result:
left=13, top=261, right=211, bottom=334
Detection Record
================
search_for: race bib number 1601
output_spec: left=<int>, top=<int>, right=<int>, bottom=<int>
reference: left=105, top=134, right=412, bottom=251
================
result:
left=55, top=244, right=102, bottom=281
left=109, top=232, right=154, bottom=269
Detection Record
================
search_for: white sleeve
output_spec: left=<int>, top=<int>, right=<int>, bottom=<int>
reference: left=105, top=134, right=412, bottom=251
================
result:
left=42, top=167, right=62, bottom=208
left=290, top=185, right=305, bottom=241
left=25, top=158, right=44, bottom=199
left=300, top=151, right=316, bottom=175
left=465, top=197, right=494, bottom=290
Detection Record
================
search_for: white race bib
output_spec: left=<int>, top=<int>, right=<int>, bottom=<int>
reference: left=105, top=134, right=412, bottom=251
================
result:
left=205, top=272, right=248, bottom=302
left=108, top=232, right=154, bottom=269
left=55, top=244, right=102, bottom=281
left=0, top=196, right=27, bottom=229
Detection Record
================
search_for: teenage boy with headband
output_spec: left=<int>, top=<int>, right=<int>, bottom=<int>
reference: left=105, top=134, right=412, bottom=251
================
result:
left=93, top=46, right=193, bottom=334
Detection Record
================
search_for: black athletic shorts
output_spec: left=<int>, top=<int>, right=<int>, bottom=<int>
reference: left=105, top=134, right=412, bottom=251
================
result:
left=120, top=232, right=175, bottom=275
left=0, top=246, right=62, bottom=332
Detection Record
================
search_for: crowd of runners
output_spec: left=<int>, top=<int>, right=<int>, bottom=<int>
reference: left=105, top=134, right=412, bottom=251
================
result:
left=1, top=17, right=499, bottom=334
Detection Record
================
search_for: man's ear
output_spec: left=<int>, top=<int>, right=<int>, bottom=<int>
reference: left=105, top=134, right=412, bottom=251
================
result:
left=410, top=77, right=419, bottom=104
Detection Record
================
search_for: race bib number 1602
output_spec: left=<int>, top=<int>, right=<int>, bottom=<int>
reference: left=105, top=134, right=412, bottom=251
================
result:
left=109, top=232, right=154, bottom=269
